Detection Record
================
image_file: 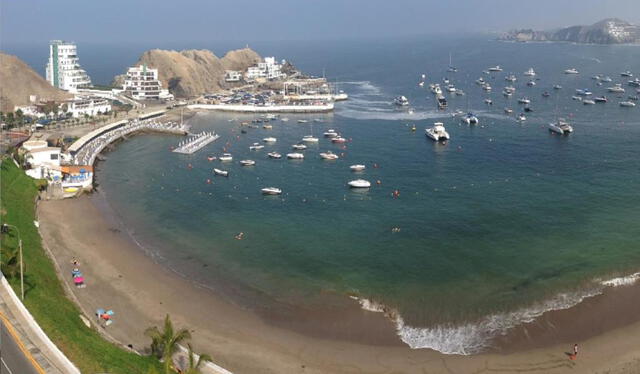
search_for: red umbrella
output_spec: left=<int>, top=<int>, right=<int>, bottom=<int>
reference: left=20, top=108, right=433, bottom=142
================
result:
left=74, top=277, right=85, bottom=284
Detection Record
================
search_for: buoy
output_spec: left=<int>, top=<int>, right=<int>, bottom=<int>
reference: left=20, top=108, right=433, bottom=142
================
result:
left=206, top=179, right=212, bottom=184
left=376, top=180, right=381, bottom=185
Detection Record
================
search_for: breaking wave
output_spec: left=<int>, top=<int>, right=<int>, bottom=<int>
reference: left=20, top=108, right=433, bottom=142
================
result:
left=352, top=270, right=640, bottom=355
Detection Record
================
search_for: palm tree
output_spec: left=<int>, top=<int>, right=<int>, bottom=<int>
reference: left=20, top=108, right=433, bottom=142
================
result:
left=183, top=344, right=212, bottom=374
left=145, top=314, right=191, bottom=373
left=0, top=245, right=22, bottom=279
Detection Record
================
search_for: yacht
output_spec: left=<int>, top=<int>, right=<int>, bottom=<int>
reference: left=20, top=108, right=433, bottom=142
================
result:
left=461, top=112, right=479, bottom=125
left=323, top=129, right=338, bottom=137
left=553, top=84, right=563, bottom=90
left=219, top=153, right=233, bottom=161
left=575, top=89, right=592, bottom=96
left=319, top=151, right=339, bottom=160
left=249, top=143, right=264, bottom=151
left=548, top=119, right=573, bottom=135
left=348, top=179, right=371, bottom=188
left=475, top=77, right=486, bottom=85
left=302, top=135, right=319, bottom=143
left=484, top=98, right=493, bottom=105
left=287, top=152, right=305, bottom=159
left=455, top=89, right=466, bottom=96
left=526, top=80, right=536, bottom=87
left=505, top=74, right=517, bottom=82
left=607, top=84, right=625, bottom=93
left=482, top=84, right=492, bottom=91
left=594, top=96, right=608, bottom=103
left=628, top=78, right=640, bottom=87
left=517, top=97, right=531, bottom=104
left=263, top=137, right=277, bottom=143
left=488, top=65, right=503, bottom=72
left=425, top=122, right=450, bottom=142
left=600, top=76, right=613, bottom=82
left=564, top=68, right=579, bottom=74
left=505, top=85, right=516, bottom=93
left=261, top=187, right=282, bottom=195
left=429, top=84, right=442, bottom=95
left=292, top=144, right=307, bottom=150
left=516, top=113, right=526, bottom=122
left=213, top=168, right=229, bottom=177
left=504, top=108, right=513, bottom=114
left=267, top=152, right=282, bottom=159
left=446, top=85, right=457, bottom=93
left=620, top=101, right=636, bottom=107
left=263, top=124, right=272, bottom=129
left=331, top=137, right=347, bottom=143
left=583, top=99, right=596, bottom=105
left=502, top=89, right=513, bottom=97
left=240, top=160, right=256, bottom=166
left=394, top=95, right=410, bottom=106
left=621, top=71, right=634, bottom=77
left=437, top=95, right=448, bottom=109
left=523, top=68, right=536, bottom=77
left=350, top=164, right=366, bottom=172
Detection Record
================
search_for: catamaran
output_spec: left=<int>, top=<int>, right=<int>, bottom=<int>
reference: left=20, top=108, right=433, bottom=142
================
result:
left=548, top=119, right=573, bottom=134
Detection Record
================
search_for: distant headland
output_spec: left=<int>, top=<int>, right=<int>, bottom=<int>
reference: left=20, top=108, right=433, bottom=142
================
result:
left=498, top=18, right=640, bottom=44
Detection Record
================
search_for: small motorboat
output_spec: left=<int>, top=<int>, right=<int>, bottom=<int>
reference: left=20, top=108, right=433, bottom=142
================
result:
left=287, top=152, right=305, bottom=159
left=628, top=96, right=639, bottom=101
left=292, top=144, right=307, bottom=150
left=583, top=99, right=596, bottom=105
left=437, top=95, right=448, bottom=109
left=249, top=143, right=264, bottom=151
left=319, top=151, right=339, bottom=160
left=393, top=95, right=410, bottom=106
left=261, top=187, right=282, bottom=195
left=267, top=152, right=282, bottom=159
left=484, top=98, right=493, bottom=105
left=594, top=96, right=608, bottom=103
left=548, top=119, right=573, bottom=134
left=553, top=84, right=563, bottom=90
left=331, top=137, right=347, bottom=143
left=542, top=91, right=550, bottom=98
left=263, top=124, right=273, bottom=129
left=505, top=74, right=517, bottom=82
left=523, top=68, right=536, bottom=77
left=240, top=160, right=256, bottom=166
left=482, top=84, right=492, bottom=91
left=600, top=76, right=613, bottom=82
left=263, top=137, right=277, bottom=143
left=517, top=97, right=531, bottom=104
left=207, top=155, right=216, bottom=161
left=564, top=68, right=579, bottom=74
left=348, top=179, right=371, bottom=188
left=488, top=65, right=503, bottom=72
left=461, top=112, right=479, bottom=125
left=621, top=71, right=634, bottom=77
left=350, top=164, right=366, bottom=172
left=504, top=108, right=513, bottom=114
left=323, top=129, right=338, bottom=137
left=572, top=95, right=583, bottom=101
left=526, top=80, right=536, bottom=87
left=516, top=113, right=526, bottom=122
left=219, top=153, right=233, bottom=161
left=302, top=135, right=319, bottom=143
left=607, top=84, right=625, bottom=93
left=213, top=168, right=229, bottom=177
left=524, top=106, right=533, bottom=112
left=620, top=101, right=636, bottom=107
left=425, top=122, right=450, bottom=142
left=297, top=119, right=309, bottom=123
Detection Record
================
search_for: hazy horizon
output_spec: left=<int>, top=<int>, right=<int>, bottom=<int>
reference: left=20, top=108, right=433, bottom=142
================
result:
left=2, top=0, right=640, bottom=44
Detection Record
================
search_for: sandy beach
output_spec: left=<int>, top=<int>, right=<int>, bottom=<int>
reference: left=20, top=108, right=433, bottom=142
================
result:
left=37, top=194, right=640, bottom=373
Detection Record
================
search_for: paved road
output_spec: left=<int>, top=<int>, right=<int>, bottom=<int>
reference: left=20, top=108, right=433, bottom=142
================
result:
left=0, top=318, right=41, bottom=374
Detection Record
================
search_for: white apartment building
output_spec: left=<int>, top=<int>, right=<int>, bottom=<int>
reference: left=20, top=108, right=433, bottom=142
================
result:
left=45, top=40, right=92, bottom=92
left=225, top=70, right=242, bottom=82
left=123, top=65, right=173, bottom=100
left=66, top=96, right=112, bottom=118
left=246, top=57, right=286, bottom=80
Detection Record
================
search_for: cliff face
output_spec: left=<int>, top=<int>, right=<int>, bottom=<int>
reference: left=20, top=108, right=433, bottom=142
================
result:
left=116, top=48, right=261, bottom=98
left=0, top=53, right=72, bottom=112
left=499, top=18, right=640, bottom=44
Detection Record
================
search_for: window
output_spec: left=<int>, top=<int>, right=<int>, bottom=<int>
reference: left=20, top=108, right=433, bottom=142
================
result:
left=50, top=153, right=59, bottom=160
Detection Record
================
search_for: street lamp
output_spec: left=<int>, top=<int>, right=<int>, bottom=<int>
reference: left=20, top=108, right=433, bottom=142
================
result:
left=2, top=224, right=24, bottom=301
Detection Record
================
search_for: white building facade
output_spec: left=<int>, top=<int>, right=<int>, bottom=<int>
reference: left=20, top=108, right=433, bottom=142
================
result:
left=123, top=65, right=173, bottom=100
left=246, top=57, right=286, bottom=80
left=45, top=40, right=92, bottom=92
left=66, top=96, right=112, bottom=118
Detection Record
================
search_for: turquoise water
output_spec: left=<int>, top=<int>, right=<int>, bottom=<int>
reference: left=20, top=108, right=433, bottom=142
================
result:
left=96, top=37, right=640, bottom=353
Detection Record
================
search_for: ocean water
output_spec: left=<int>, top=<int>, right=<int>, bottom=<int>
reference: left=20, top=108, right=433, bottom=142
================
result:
left=19, top=36, right=640, bottom=354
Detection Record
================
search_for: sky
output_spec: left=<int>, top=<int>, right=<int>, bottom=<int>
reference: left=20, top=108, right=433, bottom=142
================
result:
left=1, top=0, right=640, bottom=44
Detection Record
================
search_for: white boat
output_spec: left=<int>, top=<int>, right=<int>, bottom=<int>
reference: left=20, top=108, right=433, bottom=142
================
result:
left=446, top=85, right=456, bottom=93
left=461, top=113, right=479, bottom=125
left=505, top=74, right=517, bottom=82
left=418, top=81, right=425, bottom=87
left=516, top=113, right=526, bottom=121
left=249, top=143, right=264, bottom=151
left=267, top=152, right=282, bottom=159
left=484, top=98, right=493, bottom=105
left=526, top=80, right=536, bottom=87
left=572, top=95, right=582, bottom=101
left=504, top=108, right=513, bottom=114
left=261, top=187, right=282, bottom=195
left=297, top=119, right=309, bottom=123
left=301, top=135, right=319, bottom=143
left=323, top=129, right=338, bottom=137
left=394, top=95, right=410, bottom=106
left=455, top=89, right=465, bottom=96
left=350, top=164, right=366, bottom=171
left=575, top=89, right=592, bottom=96
left=281, top=117, right=290, bottom=122
left=240, top=160, right=256, bottom=166
left=292, top=144, right=307, bottom=150
left=600, top=76, right=613, bottom=82
left=475, top=77, right=486, bottom=85
left=213, top=168, right=229, bottom=177
left=263, top=124, right=272, bottom=129
left=621, top=71, right=633, bottom=77
left=607, top=84, right=625, bottom=93
left=517, top=97, right=531, bottom=104
left=583, top=99, right=596, bottom=105
left=488, top=65, right=503, bottom=72
left=553, top=84, right=563, bottom=90
left=628, top=78, right=640, bottom=87
left=564, top=68, right=579, bottom=74
left=482, top=84, right=492, bottom=91
left=219, top=153, right=233, bottom=161
left=287, top=152, right=305, bottom=159
left=523, top=68, right=536, bottom=77
left=594, top=96, right=608, bottom=103
left=620, top=101, right=636, bottom=107
left=319, top=151, right=339, bottom=160
left=263, top=137, right=277, bottom=143
left=548, top=119, right=573, bottom=134
left=331, top=137, right=347, bottom=143
left=425, top=122, right=450, bottom=142
left=348, top=179, right=371, bottom=188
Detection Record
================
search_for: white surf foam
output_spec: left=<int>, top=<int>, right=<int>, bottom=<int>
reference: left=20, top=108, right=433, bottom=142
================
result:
left=600, top=272, right=640, bottom=287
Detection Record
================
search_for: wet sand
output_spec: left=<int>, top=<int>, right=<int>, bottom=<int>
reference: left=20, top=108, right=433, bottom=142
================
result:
left=37, top=195, right=640, bottom=373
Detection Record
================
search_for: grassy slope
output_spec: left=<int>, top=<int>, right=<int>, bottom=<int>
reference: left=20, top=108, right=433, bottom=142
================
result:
left=0, top=159, right=159, bottom=373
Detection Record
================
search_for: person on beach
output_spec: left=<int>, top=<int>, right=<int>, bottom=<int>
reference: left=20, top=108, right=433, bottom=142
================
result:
left=574, top=343, right=578, bottom=357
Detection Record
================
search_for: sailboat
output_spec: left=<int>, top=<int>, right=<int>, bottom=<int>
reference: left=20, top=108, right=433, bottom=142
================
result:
left=447, top=52, right=457, bottom=73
